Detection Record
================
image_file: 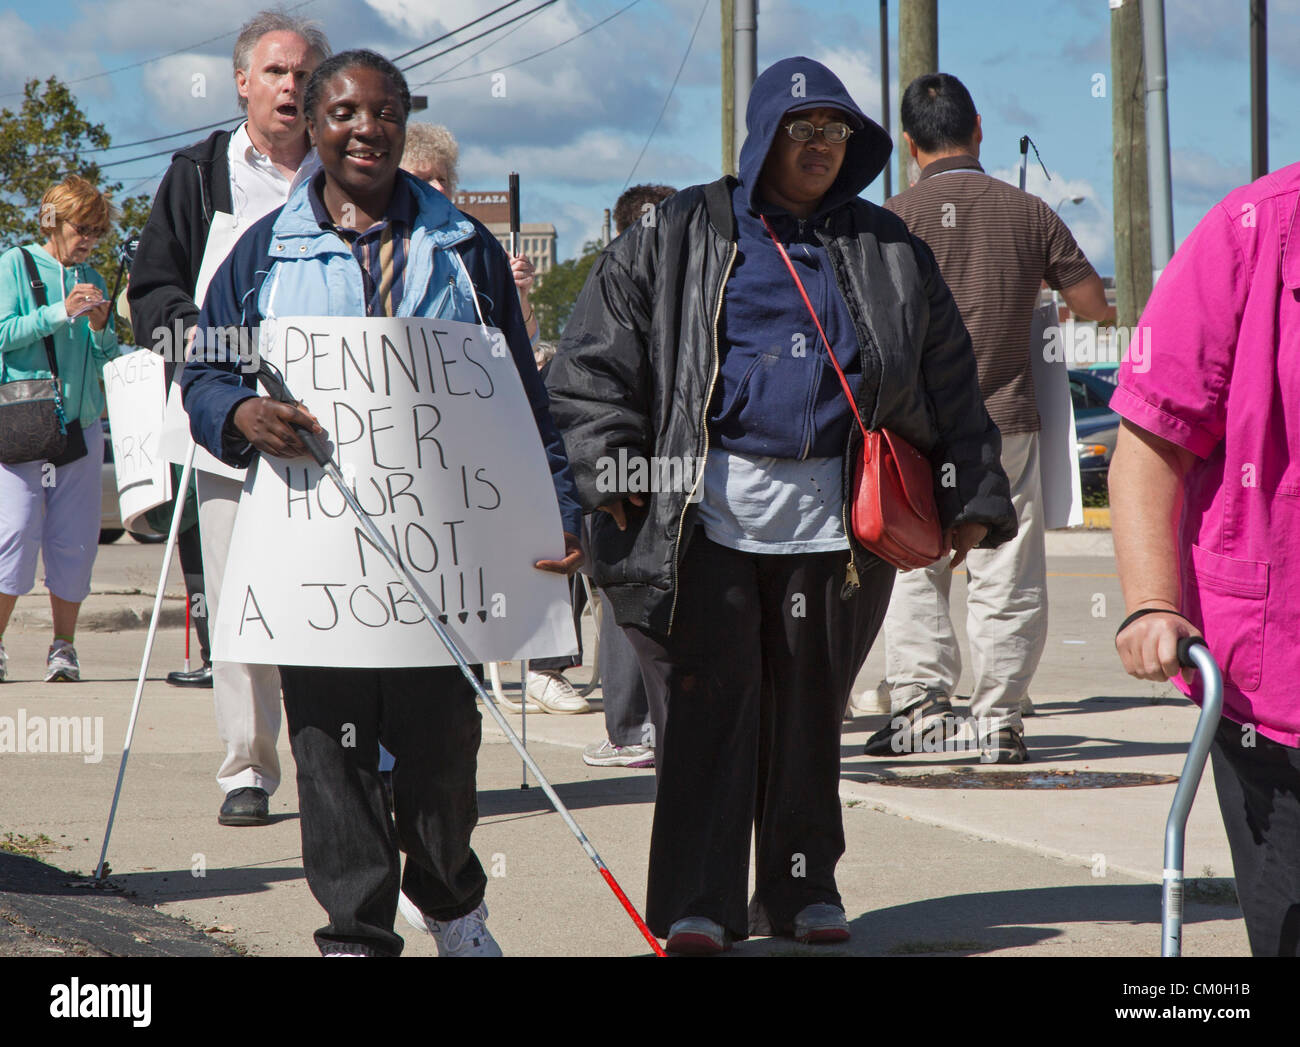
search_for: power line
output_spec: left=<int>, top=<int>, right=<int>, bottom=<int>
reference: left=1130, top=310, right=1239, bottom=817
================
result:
left=95, top=140, right=236, bottom=170
left=411, top=0, right=642, bottom=89
left=393, top=0, right=526, bottom=62
left=401, top=0, right=559, bottom=74
left=0, top=0, right=320, bottom=99
left=68, top=116, right=242, bottom=156
left=622, top=0, right=708, bottom=190
left=36, top=1, right=550, bottom=164
left=420, top=1, right=553, bottom=81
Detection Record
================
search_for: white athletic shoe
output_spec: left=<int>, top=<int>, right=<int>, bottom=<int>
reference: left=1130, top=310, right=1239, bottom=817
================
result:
left=44, top=640, right=80, bottom=683
left=0, top=640, right=7, bottom=682
left=399, top=893, right=502, bottom=956
left=524, top=670, right=590, bottom=714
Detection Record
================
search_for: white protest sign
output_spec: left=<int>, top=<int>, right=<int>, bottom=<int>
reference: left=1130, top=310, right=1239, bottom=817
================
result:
left=158, top=210, right=247, bottom=481
left=212, top=315, right=578, bottom=668
left=102, top=349, right=171, bottom=534
left=1029, top=298, right=1083, bottom=529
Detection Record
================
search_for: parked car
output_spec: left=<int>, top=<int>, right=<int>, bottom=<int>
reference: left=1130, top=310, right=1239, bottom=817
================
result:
left=100, top=417, right=166, bottom=545
left=1069, top=369, right=1118, bottom=495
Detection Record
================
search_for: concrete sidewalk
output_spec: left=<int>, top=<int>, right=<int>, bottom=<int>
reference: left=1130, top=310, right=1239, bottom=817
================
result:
left=0, top=529, right=1249, bottom=956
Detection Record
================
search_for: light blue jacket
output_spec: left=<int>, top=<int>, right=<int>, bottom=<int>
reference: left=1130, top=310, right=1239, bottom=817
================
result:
left=0, top=243, right=121, bottom=427
left=249, top=173, right=481, bottom=322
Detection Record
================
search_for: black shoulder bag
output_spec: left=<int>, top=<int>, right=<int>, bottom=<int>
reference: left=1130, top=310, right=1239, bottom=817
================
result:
left=0, top=248, right=87, bottom=466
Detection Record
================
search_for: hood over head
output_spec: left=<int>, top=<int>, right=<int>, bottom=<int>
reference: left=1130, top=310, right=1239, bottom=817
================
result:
left=737, top=56, right=892, bottom=215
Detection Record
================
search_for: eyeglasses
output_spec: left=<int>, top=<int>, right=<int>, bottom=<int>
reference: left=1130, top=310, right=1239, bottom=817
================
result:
left=66, top=221, right=105, bottom=239
left=783, top=120, right=853, bottom=144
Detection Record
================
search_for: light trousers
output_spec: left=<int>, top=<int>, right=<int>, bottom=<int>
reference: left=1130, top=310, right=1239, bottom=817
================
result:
left=883, top=430, right=1046, bottom=735
left=197, top=469, right=283, bottom=796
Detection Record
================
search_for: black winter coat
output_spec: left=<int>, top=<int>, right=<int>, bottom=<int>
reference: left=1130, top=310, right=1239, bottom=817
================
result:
left=128, top=130, right=234, bottom=354
left=545, top=176, right=1016, bottom=639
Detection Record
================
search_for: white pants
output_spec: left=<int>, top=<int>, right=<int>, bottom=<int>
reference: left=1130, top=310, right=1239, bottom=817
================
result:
left=196, top=470, right=283, bottom=796
left=882, top=431, right=1047, bottom=735
left=0, top=422, right=103, bottom=602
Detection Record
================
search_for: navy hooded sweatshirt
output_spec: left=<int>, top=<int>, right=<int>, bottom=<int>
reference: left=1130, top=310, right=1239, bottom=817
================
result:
left=710, top=57, right=893, bottom=460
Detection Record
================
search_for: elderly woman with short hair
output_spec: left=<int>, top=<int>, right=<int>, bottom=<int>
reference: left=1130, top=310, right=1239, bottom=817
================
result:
left=0, top=174, right=121, bottom=684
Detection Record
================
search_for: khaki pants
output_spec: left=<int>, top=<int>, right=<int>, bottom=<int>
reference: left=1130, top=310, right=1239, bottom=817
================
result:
left=197, top=470, right=283, bottom=796
left=882, top=431, right=1046, bottom=735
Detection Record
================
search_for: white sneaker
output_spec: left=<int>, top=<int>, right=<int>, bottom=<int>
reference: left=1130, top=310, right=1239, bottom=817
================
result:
left=0, top=640, right=7, bottom=683
left=399, top=893, right=502, bottom=956
left=524, top=670, right=590, bottom=715
left=44, top=640, right=79, bottom=683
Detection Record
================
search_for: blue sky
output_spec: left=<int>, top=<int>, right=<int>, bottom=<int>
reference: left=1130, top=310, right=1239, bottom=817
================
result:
left=3, top=0, right=1297, bottom=270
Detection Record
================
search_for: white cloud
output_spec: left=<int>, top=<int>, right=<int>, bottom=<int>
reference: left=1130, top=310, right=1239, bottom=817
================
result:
left=459, top=128, right=705, bottom=191
left=140, top=53, right=238, bottom=124
left=1169, top=148, right=1248, bottom=207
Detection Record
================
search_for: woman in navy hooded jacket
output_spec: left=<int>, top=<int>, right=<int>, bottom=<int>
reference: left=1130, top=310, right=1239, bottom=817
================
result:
left=547, top=57, right=1014, bottom=953
left=182, top=51, right=582, bottom=957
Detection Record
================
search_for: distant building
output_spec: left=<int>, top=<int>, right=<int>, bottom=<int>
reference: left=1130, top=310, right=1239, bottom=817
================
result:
left=453, top=189, right=557, bottom=277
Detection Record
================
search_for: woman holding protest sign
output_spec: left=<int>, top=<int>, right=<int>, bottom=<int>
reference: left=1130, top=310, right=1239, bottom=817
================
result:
left=182, top=50, right=583, bottom=957
left=0, top=175, right=121, bottom=684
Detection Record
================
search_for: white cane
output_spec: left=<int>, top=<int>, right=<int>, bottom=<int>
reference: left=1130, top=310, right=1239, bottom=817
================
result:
left=93, top=441, right=196, bottom=882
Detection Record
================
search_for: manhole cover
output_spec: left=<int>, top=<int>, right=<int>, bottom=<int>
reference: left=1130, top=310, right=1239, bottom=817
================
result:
left=870, top=770, right=1178, bottom=790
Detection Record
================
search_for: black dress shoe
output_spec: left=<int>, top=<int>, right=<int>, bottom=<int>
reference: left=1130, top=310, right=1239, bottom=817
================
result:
left=167, top=663, right=213, bottom=688
left=218, top=787, right=270, bottom=826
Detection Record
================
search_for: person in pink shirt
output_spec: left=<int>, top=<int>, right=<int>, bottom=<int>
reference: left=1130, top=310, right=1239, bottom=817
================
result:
left=1110, top=163, right=1300, bottom=956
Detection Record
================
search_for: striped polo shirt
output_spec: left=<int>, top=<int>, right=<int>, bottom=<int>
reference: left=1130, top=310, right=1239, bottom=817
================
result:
left=885, top=155, right=1097, bottom=434
left=308, top=172, right=416, bottom=317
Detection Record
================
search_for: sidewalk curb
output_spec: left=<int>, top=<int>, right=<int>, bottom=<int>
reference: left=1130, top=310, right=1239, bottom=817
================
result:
left=10, top=596, right=187, bottom=633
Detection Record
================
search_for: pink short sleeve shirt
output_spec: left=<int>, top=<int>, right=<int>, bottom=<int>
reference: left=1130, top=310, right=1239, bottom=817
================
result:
left=1113, top=162, right=1300, bottom=746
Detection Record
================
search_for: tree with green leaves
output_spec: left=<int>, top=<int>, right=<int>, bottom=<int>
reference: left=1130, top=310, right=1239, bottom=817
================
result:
left=0, top=76, right=154, bottom=342
left=532, top=240, right=605, bottom=342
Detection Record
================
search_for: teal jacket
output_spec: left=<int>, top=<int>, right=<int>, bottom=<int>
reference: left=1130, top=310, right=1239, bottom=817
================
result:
left=0, top=243, right=121, bottom=427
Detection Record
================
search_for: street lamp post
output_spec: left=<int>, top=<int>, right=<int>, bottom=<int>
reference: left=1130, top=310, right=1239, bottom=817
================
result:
left=1056, top=195, right=1086, bottom=213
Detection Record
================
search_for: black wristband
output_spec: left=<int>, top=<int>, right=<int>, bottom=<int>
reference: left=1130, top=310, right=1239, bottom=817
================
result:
left=1116, top=606, right=1189, bottom=639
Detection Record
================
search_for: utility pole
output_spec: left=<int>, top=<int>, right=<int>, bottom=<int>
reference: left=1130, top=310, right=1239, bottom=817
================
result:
left=897, top=0, right=937, bottom=191
left=721, top=0, right=735, bottom=177
left=1141, top=0, right=1174, bottom=272
left=880, top=0, right=892, bottom=200
left=734, top=0, right=757, bottom=170
left=1251, top=0, right=1267, bottom=179
left=1111, top=0, right=1152, bottom=328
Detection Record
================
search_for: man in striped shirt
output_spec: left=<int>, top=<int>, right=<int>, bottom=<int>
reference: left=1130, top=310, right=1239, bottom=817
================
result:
left=866, top=72, right=1114, bottom=763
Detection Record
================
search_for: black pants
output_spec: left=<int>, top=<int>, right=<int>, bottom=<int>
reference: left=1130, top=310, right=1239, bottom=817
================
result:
left=628, top=532, right=894, bottom=941
left=1210, top=717, right=1300, bottom=955
left=176, top=524, right=210, bottom=664
left=599, top=589, right=652, bottom=747
left=280, top=664, right=488, bottom=956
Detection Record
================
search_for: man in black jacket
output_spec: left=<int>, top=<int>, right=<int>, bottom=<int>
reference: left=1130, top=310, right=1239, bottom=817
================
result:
left=129, top=9, right=329, bottom=827
left=546, top=56, right=1015, bottom=954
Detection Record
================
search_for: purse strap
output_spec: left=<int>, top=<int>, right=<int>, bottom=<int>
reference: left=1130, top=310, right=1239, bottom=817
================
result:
left=18, top=247, right=62, bottom=382
left=759, top=215, right=869, bottom=442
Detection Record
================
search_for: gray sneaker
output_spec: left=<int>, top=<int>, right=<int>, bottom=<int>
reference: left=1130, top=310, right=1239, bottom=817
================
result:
left=666, top=917, right=730, bottom=955
left=582, top=739, right=655, bottom=768
left=794, top=903, right=850, bottom=944
left=44, top=640, right=79, bottom=683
